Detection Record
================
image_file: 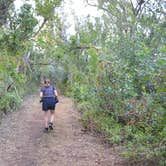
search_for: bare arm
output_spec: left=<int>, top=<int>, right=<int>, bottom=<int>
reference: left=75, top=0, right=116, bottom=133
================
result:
left=40, top=91, right=43, bottom=98
left=54, top=90, right=58, bottom=97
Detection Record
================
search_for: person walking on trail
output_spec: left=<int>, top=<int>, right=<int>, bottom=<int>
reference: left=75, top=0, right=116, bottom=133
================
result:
left=40, top=78, right=58, bottom=132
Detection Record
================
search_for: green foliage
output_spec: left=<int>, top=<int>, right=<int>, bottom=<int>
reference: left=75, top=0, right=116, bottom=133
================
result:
left=58, top=1, right=166, bottom=165
left=0, top=3, right=38, bottom=54
left=0, top=0, right=165, bottom=165
left=0, top=0, right=14, bottom=26
left=71, top=83, right=88, bottom=102
left=0, top=91, right=22, bottom=113
left=18, top=4, right=38, bottom=37
left=80, top=110, right=166, bottom=165
left=35, top=0, right=61, bottom=19
left=0, top=1, right=53, bottom=115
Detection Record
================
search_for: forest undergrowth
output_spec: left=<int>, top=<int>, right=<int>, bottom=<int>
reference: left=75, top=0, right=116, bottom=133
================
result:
left=0, top=0, right=165, bottom=165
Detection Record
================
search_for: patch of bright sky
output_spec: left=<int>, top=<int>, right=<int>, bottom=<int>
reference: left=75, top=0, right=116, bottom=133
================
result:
left=59, top=0, right=102, bottom=35
left=16, top=0, right=155, bottom=37
left=14, top=0, right=34, bottom=9
left=14, top=0, right=101, bottom=35
left=16, top=0, right=162, bottom=36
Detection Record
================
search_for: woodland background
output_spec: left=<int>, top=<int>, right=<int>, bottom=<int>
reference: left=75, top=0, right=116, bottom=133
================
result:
left=0, top=0, right=165, bottom=165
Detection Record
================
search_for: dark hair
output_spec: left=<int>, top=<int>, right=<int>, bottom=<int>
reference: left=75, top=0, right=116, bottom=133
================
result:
left=44, top=78, right=50, bottom=84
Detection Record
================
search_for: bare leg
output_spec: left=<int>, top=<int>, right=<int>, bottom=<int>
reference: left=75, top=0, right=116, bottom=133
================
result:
left=50, top=110, right=55, bottom=123
left=44, top=111, right=49, bottom=128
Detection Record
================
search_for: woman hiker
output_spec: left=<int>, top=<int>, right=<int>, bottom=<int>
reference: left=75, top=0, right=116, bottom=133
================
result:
left=40, top=78, right=58, bottom=132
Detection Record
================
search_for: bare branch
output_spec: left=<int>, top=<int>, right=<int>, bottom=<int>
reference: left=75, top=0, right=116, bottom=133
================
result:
left=85, top=0, right=117, bottom=19
left=32, top=18, right=48, bottom=38
left=137, top=0, right=151, bottom=18
left=85, top=0, right=97, bottom=7
left=130, top=0, right=136, bottom=15
left=30, top=61, right=57, bottom=66
left=7, top=82, right=14, bottom=92
left=31, top=63, right=54, bottom=66
left=72, top=45, right=100, bottom=51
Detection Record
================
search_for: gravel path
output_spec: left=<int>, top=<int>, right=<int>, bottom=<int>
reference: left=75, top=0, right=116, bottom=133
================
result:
left=0, top=94, right=124, bottom=166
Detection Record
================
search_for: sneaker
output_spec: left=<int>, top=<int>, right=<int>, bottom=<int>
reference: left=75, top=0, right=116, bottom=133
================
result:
left=48, top=122, right=53, bottom=130
left=43, top=127, right=49, bottom=133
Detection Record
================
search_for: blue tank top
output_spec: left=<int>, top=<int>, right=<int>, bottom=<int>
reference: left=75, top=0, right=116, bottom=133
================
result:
left=40, top=85, right=56, bottom=97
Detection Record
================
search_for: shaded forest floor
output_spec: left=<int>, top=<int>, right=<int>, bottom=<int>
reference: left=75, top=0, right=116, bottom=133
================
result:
left=0, top=94, right=124, bottom=166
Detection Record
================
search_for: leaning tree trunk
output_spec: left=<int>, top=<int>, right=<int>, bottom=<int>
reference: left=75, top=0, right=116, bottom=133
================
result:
left=0, top=0, right=14, bottom=26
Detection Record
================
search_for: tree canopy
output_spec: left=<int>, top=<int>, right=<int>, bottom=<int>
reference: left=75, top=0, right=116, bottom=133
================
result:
left=0, top=0, right=165, bottom=165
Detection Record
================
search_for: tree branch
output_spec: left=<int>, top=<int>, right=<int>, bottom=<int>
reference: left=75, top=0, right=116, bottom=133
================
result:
left=130, top=0, right=136, bottom=15
left=30, top=62, right=56, bottom=66
left=137, top=0, right=151, bottom=18
left=85, top=0, right=121, bottom=20
left=85, top=0, right=97, bottom=7
left=7, top=82, right=14, bottom=92
left=32, top=18, right=48, bottom=37
left=72, top=45, right=100, bottom=51
left=0, top=0, right=15, bottom=26
left=85, top=0, right=110, bottom=15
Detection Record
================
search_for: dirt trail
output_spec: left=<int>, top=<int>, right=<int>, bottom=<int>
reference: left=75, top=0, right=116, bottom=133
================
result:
left=0, top=94, right=124, bottom=166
